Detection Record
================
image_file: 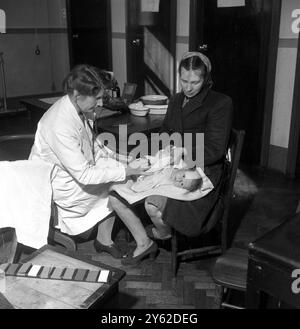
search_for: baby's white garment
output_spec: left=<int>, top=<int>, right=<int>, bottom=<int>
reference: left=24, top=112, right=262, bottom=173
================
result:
left=131, top=168, right=174, bottom=192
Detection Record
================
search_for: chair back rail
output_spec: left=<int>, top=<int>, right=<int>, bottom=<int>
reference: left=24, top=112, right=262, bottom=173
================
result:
left=221, top=129, right=245, bottom=251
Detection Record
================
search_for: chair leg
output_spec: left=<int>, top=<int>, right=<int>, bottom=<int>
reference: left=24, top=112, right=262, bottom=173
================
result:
left=171, top=229, right=178, bottom=278
left=0, top=228, right=18, bottom=263
left=13, top=243, right=23, bottom=263
left=213, top=284, right=224, bottom=309
left=49, top=230, right=77, bottom=251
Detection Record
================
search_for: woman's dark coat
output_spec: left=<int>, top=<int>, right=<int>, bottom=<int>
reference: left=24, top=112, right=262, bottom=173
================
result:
left=159, top=86, right=233, bottom=237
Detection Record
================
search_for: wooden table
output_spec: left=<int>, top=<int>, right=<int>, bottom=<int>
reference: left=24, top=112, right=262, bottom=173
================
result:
left=21, top=93, right=63, bottom=130
left=21, top=95, right=165, bottom=141
left=246, top=213, right=300, bottom=308
left=97, top=112, right=165, bottom=154
left=97, top=112, right=165, bottom=135
left=0, top=245, right=125, bottom=309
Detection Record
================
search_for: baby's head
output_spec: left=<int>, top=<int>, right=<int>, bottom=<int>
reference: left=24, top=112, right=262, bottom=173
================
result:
left=172, top=168, right=202, bottom=191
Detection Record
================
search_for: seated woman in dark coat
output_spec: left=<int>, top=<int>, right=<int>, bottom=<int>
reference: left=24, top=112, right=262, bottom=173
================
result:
left=109, top=52, right=233, bottom=264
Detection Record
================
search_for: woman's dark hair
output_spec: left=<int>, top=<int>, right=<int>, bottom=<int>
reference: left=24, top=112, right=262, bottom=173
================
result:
left=185, top=167, right=203, bottom=192
left=187, top=177, right=203, bottom=192
left=62, top=64, right=104, bottom=96
left=178, top=56, right=207, bottom=78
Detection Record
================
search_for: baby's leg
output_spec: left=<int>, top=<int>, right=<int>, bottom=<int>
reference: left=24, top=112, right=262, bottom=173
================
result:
left=145, top=197, right=171, bottom=239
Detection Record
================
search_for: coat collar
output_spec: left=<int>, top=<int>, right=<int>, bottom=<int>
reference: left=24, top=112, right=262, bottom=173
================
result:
left=61, top=94, right=85, bottom=129
left=180, top=86, right=211, bottom=116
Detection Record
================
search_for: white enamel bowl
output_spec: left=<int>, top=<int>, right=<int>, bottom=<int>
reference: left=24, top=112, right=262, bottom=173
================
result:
left=129, top=102, right=149, bottom=116
left=140, top=95, right=168, bottom=106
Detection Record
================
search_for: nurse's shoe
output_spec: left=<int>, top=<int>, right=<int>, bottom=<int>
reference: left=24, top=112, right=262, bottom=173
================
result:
left=94, top=240, right=125, bottom=259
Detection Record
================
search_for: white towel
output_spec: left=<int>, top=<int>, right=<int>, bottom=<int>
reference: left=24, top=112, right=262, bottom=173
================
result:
left=0, top=160, right=56, bottom=249
left=110, top=167, right=214, bottom=204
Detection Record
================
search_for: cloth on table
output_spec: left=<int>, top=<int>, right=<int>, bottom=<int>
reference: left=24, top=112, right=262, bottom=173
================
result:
left=0, top=160, right=56, bottom=249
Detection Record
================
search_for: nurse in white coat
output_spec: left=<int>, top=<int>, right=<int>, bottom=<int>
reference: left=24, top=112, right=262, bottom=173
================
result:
left=29, top=64, right=150, bottom=258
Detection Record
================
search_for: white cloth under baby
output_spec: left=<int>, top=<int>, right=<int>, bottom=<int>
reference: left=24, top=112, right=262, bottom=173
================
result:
left=110, top=166, right=214, bottom=204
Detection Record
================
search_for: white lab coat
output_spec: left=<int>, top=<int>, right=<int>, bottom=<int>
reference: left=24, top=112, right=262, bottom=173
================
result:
left=29, top=95, right=126, bottom=235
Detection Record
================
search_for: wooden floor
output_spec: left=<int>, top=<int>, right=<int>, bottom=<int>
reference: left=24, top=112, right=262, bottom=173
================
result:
left=1, top=107, right=300, bottom=309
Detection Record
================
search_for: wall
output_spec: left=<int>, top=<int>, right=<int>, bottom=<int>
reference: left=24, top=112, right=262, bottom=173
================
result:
left=111, top=0, right=127, bottom=90
left=176, top=0, right=190, bottom=92
left=110, top=0, right=189, bottom=94
left=269, top=0, right=299, bottom=173
left=0, top=0, right=69, bottom=98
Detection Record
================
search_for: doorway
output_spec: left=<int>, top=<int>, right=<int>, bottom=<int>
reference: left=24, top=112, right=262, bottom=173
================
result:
left=189, top=0, right=281, bottom=166
left=66, top=0, right=112, bottom=70
left=126, top=0, right=177, bottom=98
left=288, top=37, right=300, bottom=178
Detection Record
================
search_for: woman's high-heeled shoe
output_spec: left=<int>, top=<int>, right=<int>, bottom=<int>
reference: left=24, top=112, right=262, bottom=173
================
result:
left=121, top=241, right=158, bottom=266
left=94, top=240, right=126, bottom=259
left=145, top=225, right=172, bottom=240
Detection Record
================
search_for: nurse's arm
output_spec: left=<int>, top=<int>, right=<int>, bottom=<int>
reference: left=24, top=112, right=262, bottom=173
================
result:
left=49, top=130, right=126, bottom=185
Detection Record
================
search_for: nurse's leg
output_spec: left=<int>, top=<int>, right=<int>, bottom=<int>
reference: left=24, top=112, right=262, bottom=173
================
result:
left=109, top=195, right=153, bottom=257
left=94, top=216, right=125, bottom=258
left=145, top=198, right=171, bottom=239
left=96, top=216, right=115, bottom=245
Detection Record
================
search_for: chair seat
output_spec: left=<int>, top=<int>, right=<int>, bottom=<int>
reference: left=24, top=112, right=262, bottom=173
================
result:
left=212, top=247, right=248, bottom=291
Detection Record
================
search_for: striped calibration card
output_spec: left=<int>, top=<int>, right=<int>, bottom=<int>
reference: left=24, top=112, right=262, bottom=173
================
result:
left=98, top=270, right=110, bottom=283
left=0, top=263, right=111, bottom=283
left=27, top=265, right=42, bottom=277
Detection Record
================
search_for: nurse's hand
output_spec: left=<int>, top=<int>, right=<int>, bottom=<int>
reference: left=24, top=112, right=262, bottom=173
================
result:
left=125, top=158, right=151, bottom=177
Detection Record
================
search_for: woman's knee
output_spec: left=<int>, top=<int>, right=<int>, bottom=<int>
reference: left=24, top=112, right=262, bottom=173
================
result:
left=109, top=194, right=124, bottom=211
left=145, top=201, right=162, bottom=218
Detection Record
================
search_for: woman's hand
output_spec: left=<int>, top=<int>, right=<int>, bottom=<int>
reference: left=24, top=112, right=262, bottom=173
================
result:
left=170, top=146, right=187, bottom=165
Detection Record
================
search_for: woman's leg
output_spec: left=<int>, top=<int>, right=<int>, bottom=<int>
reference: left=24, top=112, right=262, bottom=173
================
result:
left=144, top=200, right=171, bottom=239
left=109, top=195, right=153, bottom=257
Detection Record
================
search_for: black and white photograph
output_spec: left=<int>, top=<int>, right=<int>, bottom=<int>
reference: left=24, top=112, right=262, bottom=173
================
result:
left=0, top=0, right=300, bottom=315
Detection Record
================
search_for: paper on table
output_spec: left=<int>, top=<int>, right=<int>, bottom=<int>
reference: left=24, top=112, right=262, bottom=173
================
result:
left=39, top=97, right=61, bottom=104
left=217, top=0, right=245, bottom=7
left=141, top=0, right=160, bottom=12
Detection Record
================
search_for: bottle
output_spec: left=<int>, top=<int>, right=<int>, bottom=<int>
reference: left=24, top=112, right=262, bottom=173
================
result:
left=112, top=80, right=121, bottom=98
left=115, top=82, right=121, bottom=98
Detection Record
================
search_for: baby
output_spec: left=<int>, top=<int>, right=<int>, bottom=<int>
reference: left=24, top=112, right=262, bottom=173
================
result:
left=129, top=145, right=202, bottom=192
left=131, top=167, right=203, bottom=193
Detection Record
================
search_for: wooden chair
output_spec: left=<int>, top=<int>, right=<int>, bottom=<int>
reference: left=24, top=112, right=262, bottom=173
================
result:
left=212, top=247, right=248, bottom=309
left=0, top=134, right=77, bottom=252
left=171, top=129, right=245, bottom=278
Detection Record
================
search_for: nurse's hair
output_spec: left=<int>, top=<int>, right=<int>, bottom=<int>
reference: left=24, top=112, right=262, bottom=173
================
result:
left=63, top=64, right=104, bottom=96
